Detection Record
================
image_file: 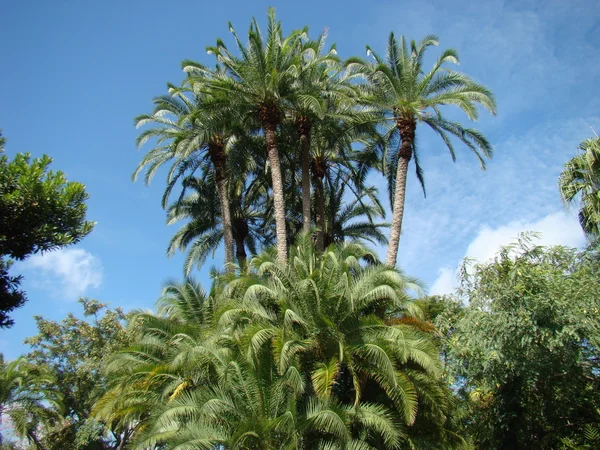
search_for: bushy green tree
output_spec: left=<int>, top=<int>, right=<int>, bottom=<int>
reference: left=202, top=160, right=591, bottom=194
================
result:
left=0, top=134, right=95, bottom=327
left=439, top=238, right=600, bottom=449
left=23, top=299, right=133, bottom=450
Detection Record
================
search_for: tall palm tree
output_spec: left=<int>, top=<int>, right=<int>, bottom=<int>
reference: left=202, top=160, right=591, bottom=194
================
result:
left=350, top=34, right=496, bottom=266
left=184, top=8, right=313, bottom=264
left=559, top=136, right=600, bottom=237
left=290, top=30, right=347, bottom=235
left=133, top=83, right=239, bottom=271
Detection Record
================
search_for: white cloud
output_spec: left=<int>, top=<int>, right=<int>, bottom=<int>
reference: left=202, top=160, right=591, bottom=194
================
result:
left=429, top=211, right=585, bottom=295
left=429, top=267, right=457, bottom=297
left=20, top=248, right=103, bottom=300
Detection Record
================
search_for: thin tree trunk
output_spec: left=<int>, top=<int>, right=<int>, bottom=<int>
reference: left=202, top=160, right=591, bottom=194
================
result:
left=264, top=125, right=288, bottom=264
left=27, top=430, right=46, bottom=450
left=235, top=235, right=247, bottom=267
left=385, top=119, right=415, bottom=267
left=233, top=218, right=248, bottom=268
left=216, top=174, right=234, bottom=271
left=312, top=158, right=326, bottom=252
left=209, top=141, right=235, bottom=272
left=297, top=117, right=312, bottom=234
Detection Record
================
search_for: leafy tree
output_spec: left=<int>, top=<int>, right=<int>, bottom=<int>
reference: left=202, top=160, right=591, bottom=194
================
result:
left=348, top=34, right=496, bottom=266
left=439, top=238, right=600, bottom=449
left=0, top=138, right=95, bottom=327
left=559, top=136, right=600, bottom=237
left=23, top=299, right=133, bottom=450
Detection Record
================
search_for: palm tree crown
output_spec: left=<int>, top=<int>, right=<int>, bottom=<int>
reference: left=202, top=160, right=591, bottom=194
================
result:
left=559, top=136, right=600, bottom=237
left=349, top=33, right=496, bottom=266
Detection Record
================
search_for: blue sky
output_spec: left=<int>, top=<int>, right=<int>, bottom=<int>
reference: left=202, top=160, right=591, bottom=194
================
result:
left=1, top=0, right=598, bottom=358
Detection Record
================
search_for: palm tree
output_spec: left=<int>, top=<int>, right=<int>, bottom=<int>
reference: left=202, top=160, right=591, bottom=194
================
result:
left=0, top=355, right=61, bottom=449
left=324, top=174, right=389, bottom=248
left=290, top=30, right=347, bottom=236
left=559, top=136, right=600, bottom=237
left=133, top=82, right=239, bottom=271
left=183, top=8, right=312, bottom=264
left=350, top=34, right=496, bottom=266
left=166, top=169, right=274, bottom=272
left=93, top=278, right=220, bottom=442
left=217, top=235, right=450, bottom=443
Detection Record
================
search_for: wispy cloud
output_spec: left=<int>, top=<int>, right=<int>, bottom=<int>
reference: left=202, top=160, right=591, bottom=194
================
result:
left=429, top=211, right=586, bottom=295
left=19, top=248, right=103, bottom=300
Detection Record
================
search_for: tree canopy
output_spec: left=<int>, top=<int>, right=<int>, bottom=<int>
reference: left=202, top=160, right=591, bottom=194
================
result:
left=0, top=136, right=95, bottom=327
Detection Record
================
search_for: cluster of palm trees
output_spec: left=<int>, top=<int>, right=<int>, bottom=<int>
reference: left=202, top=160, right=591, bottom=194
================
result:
left=107, top=8, right=497, bottom=448
left=95, top=238, right=466, bottom=448
left=134, top=8, right=496, bottom=272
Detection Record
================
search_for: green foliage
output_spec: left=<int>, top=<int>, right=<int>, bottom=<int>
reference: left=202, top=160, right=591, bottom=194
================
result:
left=97, top=238, right=462, bottom=448
left=22, top=299, right=133, bottom=450
left=0, top=355, right=61, bottom=447
left=0, top=141, right=95, bottom=327
left=439, top=237, right=600, bottom=449
left=0, top=153, right=95, bottom=259
left=559, top=136, right=600, bottom=237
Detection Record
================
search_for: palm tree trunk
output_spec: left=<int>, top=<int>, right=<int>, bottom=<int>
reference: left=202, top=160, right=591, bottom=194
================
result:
left=235, top=235, right=247, bottom=267
left=27, top=430, right=46, bottom=450
left=386, top=119, right=415, bottom=267
left=297, top=117, right=312, bottom=234
left=264, top=125, right=288, bottom=264
left=209, top=141, right=235, bottom=272
left=233, top=218, right=248, bottom=267
left=312, top=157, right=326, bottom=252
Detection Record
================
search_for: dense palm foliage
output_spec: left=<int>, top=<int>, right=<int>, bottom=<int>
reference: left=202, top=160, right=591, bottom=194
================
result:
left=559, top=136, right=600, bottom=237
left=93, top=238, right=461, bottom=448
left=0, top=356, right=61, bottom=447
